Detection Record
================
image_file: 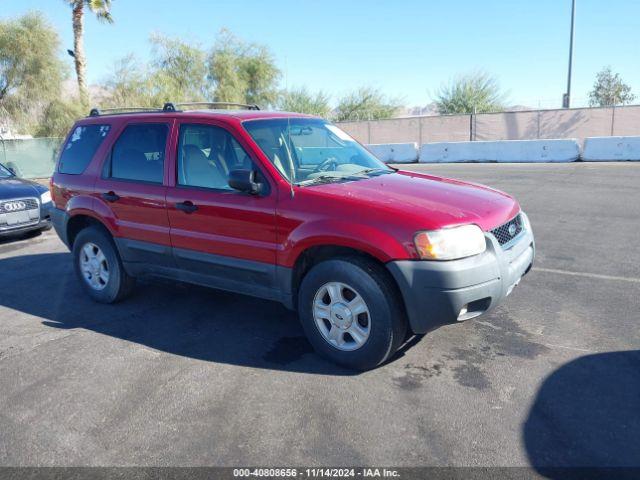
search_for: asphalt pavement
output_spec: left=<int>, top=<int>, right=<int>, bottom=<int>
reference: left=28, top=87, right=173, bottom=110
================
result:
left=0, top=162, right=638, bottom=470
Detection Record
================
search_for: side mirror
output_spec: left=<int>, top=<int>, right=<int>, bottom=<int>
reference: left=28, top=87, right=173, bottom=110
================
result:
left=228, top=169, right=263, bottom=195
left=7, top=167, right=16, bottom=176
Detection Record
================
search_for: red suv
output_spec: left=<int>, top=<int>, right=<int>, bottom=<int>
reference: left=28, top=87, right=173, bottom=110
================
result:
left=50, top=103, right=534, bottom=370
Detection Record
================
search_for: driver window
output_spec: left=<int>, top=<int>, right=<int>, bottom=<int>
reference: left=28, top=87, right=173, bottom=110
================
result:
left=177, top=124, right=254, bottom=190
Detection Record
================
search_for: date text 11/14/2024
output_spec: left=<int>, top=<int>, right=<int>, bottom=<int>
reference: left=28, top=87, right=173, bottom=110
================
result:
left=232, top=468, right=400, bottom=478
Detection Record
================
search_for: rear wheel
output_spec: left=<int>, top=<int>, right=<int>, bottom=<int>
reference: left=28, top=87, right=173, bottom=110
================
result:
left=73, top=226, right=135, bottom=303
left=298, top=257, right=407, bottom=370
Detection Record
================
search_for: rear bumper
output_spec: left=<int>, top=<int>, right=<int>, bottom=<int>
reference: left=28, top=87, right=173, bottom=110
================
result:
left=50, top=207, right=70, bottom=248
left=387, top=227, right=535, bottom=334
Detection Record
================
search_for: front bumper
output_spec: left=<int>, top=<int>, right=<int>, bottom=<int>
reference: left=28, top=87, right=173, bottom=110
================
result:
left=0, top=201, right=52, bottom=237
left=387, top=227, right=535, bottom=334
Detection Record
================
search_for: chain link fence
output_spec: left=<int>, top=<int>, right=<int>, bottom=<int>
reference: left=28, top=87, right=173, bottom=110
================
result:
left=0, top=137, right=62, bottom=179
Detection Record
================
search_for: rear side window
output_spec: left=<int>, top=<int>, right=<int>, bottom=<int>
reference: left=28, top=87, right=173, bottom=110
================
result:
left=58, top=124, right=110, bottom=174
left=105, top=123, right=168, bottom=184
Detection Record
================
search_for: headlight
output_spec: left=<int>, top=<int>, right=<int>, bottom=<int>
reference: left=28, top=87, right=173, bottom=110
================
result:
left=414, top=224, right=486, bottom=260
left=40, top=190, right=52, bottom=204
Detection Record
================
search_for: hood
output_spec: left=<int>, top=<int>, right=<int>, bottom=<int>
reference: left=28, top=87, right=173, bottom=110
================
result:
left=0, top=176, right=45, bottom=201
left=306, top=170, right=519, bottom=231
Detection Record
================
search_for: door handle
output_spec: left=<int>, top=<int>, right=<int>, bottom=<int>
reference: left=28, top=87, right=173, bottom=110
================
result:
left=175, top=201, right=198, bottom=213
left=102, top=191, right=120, bottom=203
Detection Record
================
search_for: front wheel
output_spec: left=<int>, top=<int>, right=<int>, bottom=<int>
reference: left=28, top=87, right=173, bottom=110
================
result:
left=298, top=257, right=407, bottom=370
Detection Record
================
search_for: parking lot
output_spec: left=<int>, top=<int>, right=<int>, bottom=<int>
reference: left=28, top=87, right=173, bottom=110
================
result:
left=0, top=162, right=638, bottom=469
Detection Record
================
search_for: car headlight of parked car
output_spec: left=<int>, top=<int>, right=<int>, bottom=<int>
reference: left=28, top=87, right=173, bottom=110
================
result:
left=414, top=224, right=486, bottom=260
left=40, top=190, right=52, bottom=204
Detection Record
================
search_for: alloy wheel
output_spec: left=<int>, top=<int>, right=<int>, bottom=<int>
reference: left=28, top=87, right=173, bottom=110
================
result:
left=79, top=242, right=110, bottom=291
left=312, top=281, right=371, bottom=351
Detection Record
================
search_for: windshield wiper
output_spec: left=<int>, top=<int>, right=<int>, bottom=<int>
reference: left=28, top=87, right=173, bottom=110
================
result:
left=297, top=168, right=393, bottom=187
left=297, top=174, right=355, bottom=186
left=354, top=168, right=393, bottom=177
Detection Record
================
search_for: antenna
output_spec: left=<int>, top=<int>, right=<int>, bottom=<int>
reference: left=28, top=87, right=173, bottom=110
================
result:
left=283, top=55, right=294, bottom=199
left=282, top=116, right=295, bottom=199
left=0, top=133, right=6, bottom=167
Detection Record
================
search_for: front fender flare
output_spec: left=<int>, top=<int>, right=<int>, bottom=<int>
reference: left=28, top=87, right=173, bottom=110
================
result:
left=280, top=219, right=411, bottom=268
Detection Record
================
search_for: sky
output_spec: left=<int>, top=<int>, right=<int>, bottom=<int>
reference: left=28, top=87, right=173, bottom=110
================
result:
left=3, top=0, right=640, bottom=109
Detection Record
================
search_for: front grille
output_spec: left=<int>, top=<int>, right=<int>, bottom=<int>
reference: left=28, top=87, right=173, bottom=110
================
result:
left=491, top=214, right=524, bottom=247
left=0, top=198, right=39, bottom=213
left=0, top=197, right=40, bottom=230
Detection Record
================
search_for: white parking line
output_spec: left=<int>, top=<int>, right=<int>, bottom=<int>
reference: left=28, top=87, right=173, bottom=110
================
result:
left=534, top=267, right=640, bottom=284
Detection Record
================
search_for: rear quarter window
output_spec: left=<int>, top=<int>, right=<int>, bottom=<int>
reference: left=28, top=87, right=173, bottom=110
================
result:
left=58, top=124, right=111, bottom=174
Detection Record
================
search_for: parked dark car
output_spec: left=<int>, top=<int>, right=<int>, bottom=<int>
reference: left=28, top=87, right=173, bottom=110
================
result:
left=0, top=162, right=52, bottom=238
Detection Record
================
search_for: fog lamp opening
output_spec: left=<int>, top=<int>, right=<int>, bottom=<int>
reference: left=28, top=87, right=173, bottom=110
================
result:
left=457, top=298, right=491, bottom=321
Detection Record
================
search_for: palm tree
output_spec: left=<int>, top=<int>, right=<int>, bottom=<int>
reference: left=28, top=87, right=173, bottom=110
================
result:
left=66, top=0, right=113, bottom=104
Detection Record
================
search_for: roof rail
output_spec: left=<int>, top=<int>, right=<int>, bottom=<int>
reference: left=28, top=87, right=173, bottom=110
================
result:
left=175, top=102, right=260, bottom=111
left=88, top=103, right=179, bottom=117
left=86, top=101, right=259, bottom=117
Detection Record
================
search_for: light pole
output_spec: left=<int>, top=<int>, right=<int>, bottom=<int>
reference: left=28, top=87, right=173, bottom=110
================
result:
left=563, top=0, right=576, bottom=108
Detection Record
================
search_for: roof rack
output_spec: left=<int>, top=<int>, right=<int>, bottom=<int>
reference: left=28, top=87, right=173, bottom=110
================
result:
left=88, top=101, right=259, bottom=117
left=174, top=102, right=260, bottom=111
left=88, top=103, right=178, bottom=117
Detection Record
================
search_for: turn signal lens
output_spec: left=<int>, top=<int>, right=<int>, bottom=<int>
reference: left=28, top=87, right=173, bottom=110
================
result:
left=414, top=225, right=486, bottom=260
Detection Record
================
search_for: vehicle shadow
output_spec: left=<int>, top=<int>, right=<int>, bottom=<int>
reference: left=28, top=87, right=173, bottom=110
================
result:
left=524, top=350, right=640, bottom=478
left=0, top=229, right=43, bottom=247
left=0, top=252, right=364, bottom=375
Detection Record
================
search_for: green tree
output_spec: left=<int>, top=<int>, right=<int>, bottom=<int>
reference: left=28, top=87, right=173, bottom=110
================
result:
left=333, top=87, right=402, bottom=121
left=588, top=66, right=635, bottom=107
left=0, top=12, right=66, bottom=133
left=149, top=33, right=208, bottom=103
left=36, top=99, right=85, bottom=137
left=278, top=87, right=331, bottom=116
left=65, top=0, right=113, bottom=104
left=435, top=72, right=505, bottom=114
left=102, top=54, right=157, bottom=108
left=103, top=36, right=209, bottom=108
left=102, top=30, right=280, bottom=110
left=208, top=29, right=280, bottom=107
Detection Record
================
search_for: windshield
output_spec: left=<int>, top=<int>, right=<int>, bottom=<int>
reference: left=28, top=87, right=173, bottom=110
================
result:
left=243, top=118, right=391, bottom=185
left=0, top=163, right=13, bottom=179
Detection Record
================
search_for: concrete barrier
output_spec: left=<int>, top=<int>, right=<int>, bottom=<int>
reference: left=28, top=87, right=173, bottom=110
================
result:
left=419, top=139, right=580, bottom=163
left=366, top=142, right=419, bottom=163
left=582, top=136, right=640, bottom=161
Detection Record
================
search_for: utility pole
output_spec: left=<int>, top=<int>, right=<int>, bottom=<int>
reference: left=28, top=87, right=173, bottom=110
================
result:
left=563, top=0, right=576, bottom=108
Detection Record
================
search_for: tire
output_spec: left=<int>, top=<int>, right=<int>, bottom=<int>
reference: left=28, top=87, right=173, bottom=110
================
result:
left=298, top=256, right=407, bottom=370
left=72, top=226, right=135, bottom=303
